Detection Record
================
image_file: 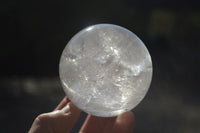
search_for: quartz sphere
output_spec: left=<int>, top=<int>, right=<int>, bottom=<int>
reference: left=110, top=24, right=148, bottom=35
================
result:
left=59, top=24, right=152, bottom=117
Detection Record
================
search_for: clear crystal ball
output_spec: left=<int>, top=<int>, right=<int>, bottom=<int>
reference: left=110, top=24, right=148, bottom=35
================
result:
left=59, top=24, right=152, bottom=117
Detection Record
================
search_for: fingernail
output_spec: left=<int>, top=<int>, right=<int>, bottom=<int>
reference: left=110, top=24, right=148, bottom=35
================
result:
left=65, top=97, right=71, bottom=103
left=62, top=104, right=70, bottom=113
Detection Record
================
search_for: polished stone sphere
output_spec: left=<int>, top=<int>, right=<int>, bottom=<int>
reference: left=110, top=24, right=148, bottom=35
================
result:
left=59, top=24, right=152, bottom=117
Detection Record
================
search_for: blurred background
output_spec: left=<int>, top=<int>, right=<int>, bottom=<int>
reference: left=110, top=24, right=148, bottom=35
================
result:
left=0, top=0, right=200, bottom=132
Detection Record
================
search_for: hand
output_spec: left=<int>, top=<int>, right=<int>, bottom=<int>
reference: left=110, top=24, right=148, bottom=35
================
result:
left=29, top=97, right=135, bottom=133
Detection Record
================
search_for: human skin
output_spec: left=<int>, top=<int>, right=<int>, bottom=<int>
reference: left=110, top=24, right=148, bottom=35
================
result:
left=29, top=97, right=135, bottom=133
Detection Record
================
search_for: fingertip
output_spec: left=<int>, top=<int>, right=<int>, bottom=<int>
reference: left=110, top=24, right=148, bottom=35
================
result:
left=68, top=102, right=81, bottom=114
left=64, top=96, right=71, bottom=102
left=80, top=114, right=117, bottom=133
left=61, top=104, right=70, bottom=113
left=114, top=111, right=135, bottom=132
left=41, top=102, right=81, bottom=132
left=118, top=111, right=135, bottom=123
left=118, top=111, right=135, bottom=126
left=54, top=96, right=70, bottom=111
left=30, top=98, right=81, bottom=133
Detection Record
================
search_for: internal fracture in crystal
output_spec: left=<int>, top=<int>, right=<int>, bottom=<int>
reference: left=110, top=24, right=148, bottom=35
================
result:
left=59, top=24, right=152, bottom=117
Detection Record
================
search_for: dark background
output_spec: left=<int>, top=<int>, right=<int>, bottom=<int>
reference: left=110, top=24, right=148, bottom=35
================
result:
left=0, top=0, right=200, bottom=132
